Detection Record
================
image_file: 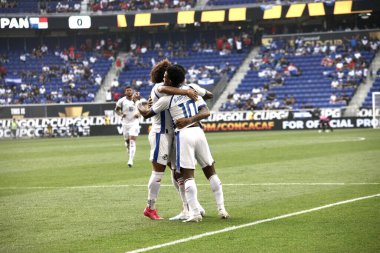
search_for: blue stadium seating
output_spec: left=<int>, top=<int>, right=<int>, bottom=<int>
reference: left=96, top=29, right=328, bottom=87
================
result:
left=116, top=50, right=247, bottom=100
left=232, top=51, right=375, bottom=109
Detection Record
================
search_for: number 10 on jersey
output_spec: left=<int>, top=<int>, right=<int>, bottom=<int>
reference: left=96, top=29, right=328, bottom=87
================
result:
left=178, top=100, right=197, bottom=118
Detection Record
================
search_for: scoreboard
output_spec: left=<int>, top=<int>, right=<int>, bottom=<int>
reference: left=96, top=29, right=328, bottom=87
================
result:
left=0, top=0, right=377, bottom=30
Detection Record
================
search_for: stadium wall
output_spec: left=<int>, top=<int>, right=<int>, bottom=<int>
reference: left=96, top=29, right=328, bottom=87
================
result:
left=0, top=103, right=378, bottom=138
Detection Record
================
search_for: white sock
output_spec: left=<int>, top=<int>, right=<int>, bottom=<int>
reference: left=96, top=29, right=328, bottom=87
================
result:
left=129, top=140, right=136, bottom=162
left=147, top=171, right=164, bottom=209
left=209, top=174, right=225, bottom=210
left=184, top=179, right=199, bottom=215
left=178, top=177, right=189, bottom=212
left=171, top=171, right=188, bottom=211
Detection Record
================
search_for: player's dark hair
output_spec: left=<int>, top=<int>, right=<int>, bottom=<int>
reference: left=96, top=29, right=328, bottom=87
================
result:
left=166, top=65, right=185, bottom=87
left=173, top=64, right=186, bottom=75
left=125, top=86, right=132, bottom=90
left=150, top=59, right=171, bottom=83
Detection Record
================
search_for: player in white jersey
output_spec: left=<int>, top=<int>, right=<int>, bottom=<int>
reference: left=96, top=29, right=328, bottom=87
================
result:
left=138, top=65, right=229, bottom=222
left=115, top=86, right=140, bottom=167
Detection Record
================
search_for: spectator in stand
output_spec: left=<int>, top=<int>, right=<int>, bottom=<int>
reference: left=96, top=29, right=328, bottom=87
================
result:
left=0, top=64, right=6, bottom=78
left=74, top=2, right=81, bottom=12
left=20, top=53, right=26, bottom=63
left=329, top=93, right=337, bottom=104
left=321, top=55, right=334, bottom=67
left=236, top=37, right=243, bottom=53
left=220, top=97, right=237, bottom=111
left=106, top=89, right=112, bottom=102
left=39, top=85, right=46, bottom=95
left=331, top=78, right=341, bottom=89
left=350, top=36, right=358, bottom=50
left=361, top=36, right=369, bottom=51
left=111, top=78, right=119, bottom=87
left=285, top=63, right=301, bottom=76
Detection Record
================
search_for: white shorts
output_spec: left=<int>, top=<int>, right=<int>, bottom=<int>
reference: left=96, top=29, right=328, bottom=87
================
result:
left=175, top=127, right=214, bottom=170
left=149, top=131, right=173, bottom=166
left=123, top=124, right=140, bottom=140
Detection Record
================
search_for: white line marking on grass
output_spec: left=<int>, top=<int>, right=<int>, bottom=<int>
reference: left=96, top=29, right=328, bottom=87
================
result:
left=125, top=193, right=380, bottom=253
left=333, top=137, right=366, bottom=143
left=0, top=182, right=379, bottom=190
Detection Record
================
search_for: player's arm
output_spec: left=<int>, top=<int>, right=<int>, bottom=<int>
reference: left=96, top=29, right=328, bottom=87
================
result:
left=188, top=83, right=213, bottom=100
left=203, top=90, right=213, bottom=100
left=175, top=104, right=210, bottom=129
left=137, top=96, right=169, bottom=119
left=136, top=102, right=154, bottom=119
left=147, top=96, right=153, bottom=109
left=158, top=86, right=198, bottom=101
left=114, top=101, right=123, bottom=117
left=115, top=106, right=122, bottom=116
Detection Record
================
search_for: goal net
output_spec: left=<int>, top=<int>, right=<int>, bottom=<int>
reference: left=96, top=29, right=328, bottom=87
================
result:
left=372, top=92, right=380, bottom=129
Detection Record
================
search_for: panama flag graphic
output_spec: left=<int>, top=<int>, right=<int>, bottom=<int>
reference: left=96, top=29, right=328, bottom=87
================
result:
left=29, top=17, right=48, bottom=29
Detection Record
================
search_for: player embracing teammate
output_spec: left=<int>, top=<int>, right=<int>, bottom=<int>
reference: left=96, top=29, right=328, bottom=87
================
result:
left=137, top=62, right=229, bottom=222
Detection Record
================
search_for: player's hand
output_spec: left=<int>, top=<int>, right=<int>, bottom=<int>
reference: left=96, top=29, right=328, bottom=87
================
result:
left=133, top=92, right=141, bottom=102
left=147, top=97, right=153, bottom=109
left=186, top=89, right=198, bottom=101
left=175, top=118, right=192, bottom=129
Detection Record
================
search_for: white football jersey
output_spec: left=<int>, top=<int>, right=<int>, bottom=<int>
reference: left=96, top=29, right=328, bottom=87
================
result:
left=149, top=82, right=207, bottom=133
left=151, top=86, right=207, bottom=131
left=150, top=83, right=173, bottom=134
left=115, top=96, right=139, bottom=126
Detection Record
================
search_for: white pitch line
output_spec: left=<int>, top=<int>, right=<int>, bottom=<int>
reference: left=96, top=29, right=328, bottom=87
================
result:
left=0, top=182, right=379, bottom=190
left=125, top=193, right=380, bottom=253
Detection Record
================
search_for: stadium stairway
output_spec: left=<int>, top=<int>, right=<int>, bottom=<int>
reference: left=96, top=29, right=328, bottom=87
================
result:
left=94, top=53, right=124, bottom=102
left=81, top=0, right=89, bottom=13
left=344, top=50, right=380, bottom=116
left=212, top=47, right=259, bottom=111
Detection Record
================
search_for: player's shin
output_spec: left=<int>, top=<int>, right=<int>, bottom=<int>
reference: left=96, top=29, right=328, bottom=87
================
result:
left=147, top=171, right=164, bottom=209
left=171, top=171, right=188, bottom=211
left=129, top=139, right=136, bottom=161
left=184, top=178, right=200, bottom=215
left=209, top=174, right=225, bottom=210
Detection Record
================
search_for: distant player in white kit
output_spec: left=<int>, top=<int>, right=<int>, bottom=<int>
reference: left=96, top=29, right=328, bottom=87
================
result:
left=115, top=86, right=140, bottom=167
left=138, top=65, right=229, bottom=222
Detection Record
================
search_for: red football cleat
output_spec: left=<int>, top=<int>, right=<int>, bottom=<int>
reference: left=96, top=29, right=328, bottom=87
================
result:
left=144, top=207, right=164, bottom=220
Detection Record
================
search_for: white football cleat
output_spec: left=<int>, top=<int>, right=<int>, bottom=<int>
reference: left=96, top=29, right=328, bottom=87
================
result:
left=218, top=208, right=230, bottom=219
left=169, top=210, right=189, bottom=221
left=183, top=214, right=202, bottom=223
left=198, top=205, right=206, bottom=217
left=128, top=160, right=133, bottom=168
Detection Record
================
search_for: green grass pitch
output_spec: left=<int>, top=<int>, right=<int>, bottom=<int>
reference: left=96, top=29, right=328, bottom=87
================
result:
left=0, top=129, right=379, bottom=253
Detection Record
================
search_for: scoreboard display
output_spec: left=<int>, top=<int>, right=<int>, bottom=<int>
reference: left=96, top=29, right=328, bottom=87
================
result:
left=0, top=0, right=377, bottom=30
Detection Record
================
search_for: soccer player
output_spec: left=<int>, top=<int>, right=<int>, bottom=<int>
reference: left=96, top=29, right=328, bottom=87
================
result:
left=138, top=65, right=229, bottom=222
left=115, top=86, right=140, bottom=167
